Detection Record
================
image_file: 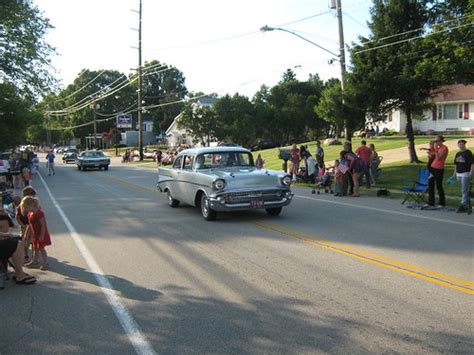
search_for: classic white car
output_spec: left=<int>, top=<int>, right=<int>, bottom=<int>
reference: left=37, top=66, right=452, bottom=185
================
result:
left=157, top=147, right=294, bottom=220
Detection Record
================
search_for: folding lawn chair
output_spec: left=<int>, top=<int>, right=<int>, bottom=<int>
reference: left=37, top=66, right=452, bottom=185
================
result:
left=401, top=169, right=430, bottom=205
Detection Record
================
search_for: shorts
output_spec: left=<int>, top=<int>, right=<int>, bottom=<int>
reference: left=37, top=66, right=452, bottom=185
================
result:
left=0, top=237, right=20, bottom=259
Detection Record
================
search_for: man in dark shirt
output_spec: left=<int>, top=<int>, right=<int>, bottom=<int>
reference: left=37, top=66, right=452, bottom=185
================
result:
left=452, top=139, right=473, bottom=213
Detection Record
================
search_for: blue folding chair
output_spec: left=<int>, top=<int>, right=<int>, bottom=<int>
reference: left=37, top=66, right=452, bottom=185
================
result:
left=401, top=169, right=430, bottom=204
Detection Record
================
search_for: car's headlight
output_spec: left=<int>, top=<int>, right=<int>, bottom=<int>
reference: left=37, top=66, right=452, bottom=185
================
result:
left=282, top=175, right=292, bottom=186
left=213, top=179, right=226, bottom=190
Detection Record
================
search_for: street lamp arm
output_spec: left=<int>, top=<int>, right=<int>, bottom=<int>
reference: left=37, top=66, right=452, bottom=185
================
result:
left=260, top=25, right=338, bottom=58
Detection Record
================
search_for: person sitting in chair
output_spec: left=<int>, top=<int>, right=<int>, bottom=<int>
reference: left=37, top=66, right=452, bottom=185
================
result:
left=0, top=210, right=36, bottom=285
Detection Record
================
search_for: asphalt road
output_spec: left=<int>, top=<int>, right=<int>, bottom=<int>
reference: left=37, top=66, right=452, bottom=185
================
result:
left=1, top=159, right=473, bottom=354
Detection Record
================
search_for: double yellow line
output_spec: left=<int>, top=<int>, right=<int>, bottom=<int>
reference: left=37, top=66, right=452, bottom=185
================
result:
left=252, top=221, right=474, bottom=296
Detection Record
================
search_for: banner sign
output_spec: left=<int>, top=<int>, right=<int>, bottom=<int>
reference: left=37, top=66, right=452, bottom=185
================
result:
left=116, top=113, right=132, bottom=128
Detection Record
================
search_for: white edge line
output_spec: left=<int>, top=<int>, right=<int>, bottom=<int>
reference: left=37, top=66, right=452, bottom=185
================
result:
left=38, top=173, right=156, bottom=355
left=295, top=194, right=474, bottom=228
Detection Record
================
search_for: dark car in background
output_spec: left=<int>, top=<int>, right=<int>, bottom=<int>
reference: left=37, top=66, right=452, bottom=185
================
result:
left=62, top=149, right=78, bottom=164
left=250, top=141, right=279, bottom=152
left=77, top=150, right=110, bottom=171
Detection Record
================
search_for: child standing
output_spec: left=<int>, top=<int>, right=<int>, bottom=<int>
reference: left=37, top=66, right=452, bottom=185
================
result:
left=22, top=167, right=31, bottom=187
left=22, top=196, right=51, bottom=270
left=255, top=154, right=265, bottom=169
left=15, top=186, right=37, bottom=264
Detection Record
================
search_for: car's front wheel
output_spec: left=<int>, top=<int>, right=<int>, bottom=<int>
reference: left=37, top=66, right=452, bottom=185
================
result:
left=200, top=193, right=217, bottom=221
left=77, top=165, right=81, bottom=170
left=265, top=207, right=282, bottom=216
left=167, top=190, right=180, bottom=208
left=103, top=165, right=109, bottom=170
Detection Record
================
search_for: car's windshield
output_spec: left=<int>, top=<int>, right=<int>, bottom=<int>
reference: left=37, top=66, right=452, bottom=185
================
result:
left=82, top=151, right=105, bottom=158
left=195, top=152, right=254, bottom=169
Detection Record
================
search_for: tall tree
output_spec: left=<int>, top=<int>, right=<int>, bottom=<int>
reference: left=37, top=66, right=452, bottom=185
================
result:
left=213, top=93, right=256, bottom=147
left=351, top=1, right=431, bottom=162
left=280, top=68, right=297, bottom=83
left=46, top=70, right=135, bottom=141
left=178, top=100, right=217, bottom=146
left=0, top=0, right=55, bottom=98
left=141, top=60, right=187, bottom=133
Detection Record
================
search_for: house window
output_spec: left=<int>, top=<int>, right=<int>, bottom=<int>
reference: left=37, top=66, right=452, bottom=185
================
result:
left=437, top=104, right=462, bottom=120
left=388, top=110, right=392, bottom=122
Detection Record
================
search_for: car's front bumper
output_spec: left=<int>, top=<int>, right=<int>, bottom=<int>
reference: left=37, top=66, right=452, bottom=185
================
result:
left=208, top=190, right=294, bottom=211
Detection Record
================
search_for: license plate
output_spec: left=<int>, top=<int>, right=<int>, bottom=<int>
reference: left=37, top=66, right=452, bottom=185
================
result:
left=250, top=200, right=264, bottom=208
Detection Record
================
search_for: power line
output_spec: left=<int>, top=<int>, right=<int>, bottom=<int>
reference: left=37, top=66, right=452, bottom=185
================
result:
left=353, top=22, right=473, bottom=55
left=355, top=15, right=471, bottom=46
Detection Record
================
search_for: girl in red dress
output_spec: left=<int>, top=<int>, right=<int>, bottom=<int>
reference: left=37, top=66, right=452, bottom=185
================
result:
left=22, top=196, right=51, bottom=270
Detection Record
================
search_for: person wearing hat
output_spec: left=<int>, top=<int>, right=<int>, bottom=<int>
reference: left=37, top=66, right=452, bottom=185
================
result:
left=428, top=135, right=449, bottom=207
left=0, top=210, right=37, bottom=285
left=452, top=139, right=473, bottom=213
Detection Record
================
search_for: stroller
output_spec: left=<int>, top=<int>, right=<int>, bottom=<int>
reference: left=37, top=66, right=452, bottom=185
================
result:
left=312, top=171, right=334, bottom=194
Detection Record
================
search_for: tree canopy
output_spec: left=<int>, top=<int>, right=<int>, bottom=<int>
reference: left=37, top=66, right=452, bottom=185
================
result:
left=0, top=0, right=55, bottom=98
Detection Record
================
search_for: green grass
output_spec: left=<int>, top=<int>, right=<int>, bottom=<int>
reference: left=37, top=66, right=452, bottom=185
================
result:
left=252, top=135, right=470, bottom=171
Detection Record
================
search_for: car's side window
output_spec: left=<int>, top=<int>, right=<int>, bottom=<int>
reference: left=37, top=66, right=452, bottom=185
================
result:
left=183, top=155, right=194, bottom=170
left=172, top=156, right=183, bottom=169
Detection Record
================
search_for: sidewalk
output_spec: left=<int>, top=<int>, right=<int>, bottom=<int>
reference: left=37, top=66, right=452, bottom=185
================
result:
left=380, top=137, right=474, bottom=165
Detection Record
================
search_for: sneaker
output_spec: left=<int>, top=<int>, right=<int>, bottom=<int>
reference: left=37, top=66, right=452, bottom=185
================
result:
left=456, top=206, right=467, bottom=213
left=311, top=189, right=315, bottom=194
left=40, top=264, right=49, bottom=271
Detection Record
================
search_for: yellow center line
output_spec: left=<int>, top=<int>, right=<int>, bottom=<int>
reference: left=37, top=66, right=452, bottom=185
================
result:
left=252, top=221, right=474, bottom=296
left=97, top=175, right=473, bottom=295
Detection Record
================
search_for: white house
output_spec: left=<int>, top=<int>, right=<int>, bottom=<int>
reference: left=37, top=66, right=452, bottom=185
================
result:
left=165, top=97, right=217, bottom=147
left=371, top=84, right=474, bottom=134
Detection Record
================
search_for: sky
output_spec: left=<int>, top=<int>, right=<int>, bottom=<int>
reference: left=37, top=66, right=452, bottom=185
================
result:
left=34, top=0, right=373, bottom=99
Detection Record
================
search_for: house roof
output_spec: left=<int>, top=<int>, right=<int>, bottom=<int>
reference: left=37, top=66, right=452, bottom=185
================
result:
left=432, top=84, right=474, bottom=103
left=196, top=97, right=217, bottom=107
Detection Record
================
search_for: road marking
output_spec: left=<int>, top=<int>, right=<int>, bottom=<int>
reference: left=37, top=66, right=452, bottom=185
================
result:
left=296, top=195, right=474, bottom=228
left=93, top=173, right=474, bottom=294
left=252, top=221, right=474, bottom=296
left=38, top=173, right=156, bottom=355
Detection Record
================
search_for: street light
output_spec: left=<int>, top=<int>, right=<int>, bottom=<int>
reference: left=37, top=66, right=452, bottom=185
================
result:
left=261, top=19, right=349, bottom=140
left=260, top=25, right=339, bottom=58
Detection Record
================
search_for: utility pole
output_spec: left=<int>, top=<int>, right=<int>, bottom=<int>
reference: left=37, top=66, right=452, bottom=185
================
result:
left=332, top=0, right=350, bottom=141
left=137, top=0, right=144, bottom=161
left=90, top=102, right=99, bottom=149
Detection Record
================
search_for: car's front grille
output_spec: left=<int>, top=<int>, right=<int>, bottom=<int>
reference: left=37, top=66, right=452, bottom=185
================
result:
left=224, top=190, right=283, bottom=204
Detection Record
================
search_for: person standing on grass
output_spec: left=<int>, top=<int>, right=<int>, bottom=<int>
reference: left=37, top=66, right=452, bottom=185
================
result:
left=428, top=135, right=448, bottom=207
left=452, top=139, right=473, bottom=213
left=315, top=140, right=324, bottom=165
left=289, top=143, right=300, bottom=181
left=355, top=140, right=372, bottom=188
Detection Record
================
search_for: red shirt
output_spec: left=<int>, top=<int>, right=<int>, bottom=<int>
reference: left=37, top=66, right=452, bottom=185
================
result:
left=431, top=144, right=448, bottom=170
left=355, top=145, right=372, bottom=164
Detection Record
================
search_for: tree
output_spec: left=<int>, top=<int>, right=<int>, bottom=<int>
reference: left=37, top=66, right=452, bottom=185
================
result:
left=178, top=100, right=217, bottom=146
left=267, top=77, right=323, bottom=143
left=46, top=70, right=136, bottom=142
left=0, top=0, right=55, bottom=98
left=349, top=0, right=464, bottom=163
left=315, top=79, right=345, bottom=137
left=0, top=82, right=36, bottom=150
left=280, top=68, right=297, bottom=83
left=141, top=60, right=187, bottom=133
left=213, top=94, right=256, bottom=146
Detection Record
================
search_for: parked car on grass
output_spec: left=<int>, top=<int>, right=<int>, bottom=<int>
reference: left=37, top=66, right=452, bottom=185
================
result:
left=157, top=147, right=294, bottom=221
left=77, top=150, right=110, bottom=171
left=250, top=141, right=279, bottom=152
